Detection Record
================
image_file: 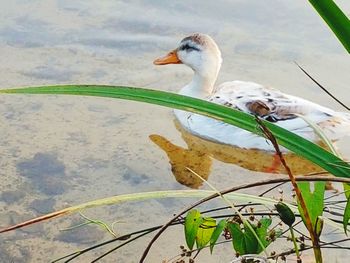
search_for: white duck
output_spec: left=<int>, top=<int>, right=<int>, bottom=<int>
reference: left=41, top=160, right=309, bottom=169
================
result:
left=154, top=33, right=350, bottom=152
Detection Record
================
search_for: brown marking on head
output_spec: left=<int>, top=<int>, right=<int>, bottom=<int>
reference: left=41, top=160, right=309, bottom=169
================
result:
left=181, top=33, right=207, bottom=46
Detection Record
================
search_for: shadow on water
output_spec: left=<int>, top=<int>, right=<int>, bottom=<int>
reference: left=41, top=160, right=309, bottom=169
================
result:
left=150, top=119, right=324, bottom=188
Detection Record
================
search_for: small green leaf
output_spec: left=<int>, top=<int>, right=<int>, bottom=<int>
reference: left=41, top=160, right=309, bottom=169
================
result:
left=255, top=218, right=272, bottom=252
left=196, top=217, right=216, bottom=249
left=228, top=222, right=257, bottom=255
left=228, top=218, right=273, bottom=255
left=227, top=222, right=247, bottom=254
left=210, top=219, right=227, bottom=254
left=275, top=202, right=296, bottom=227
left=243, top=223, right=259, bottom=254
left=184, top=209, right=203, bottom=250
left=258, top=218, right=272, bottom=228
left=297, top=182, right=325, bottom=229
left=342, top=183, right=350, bottom=234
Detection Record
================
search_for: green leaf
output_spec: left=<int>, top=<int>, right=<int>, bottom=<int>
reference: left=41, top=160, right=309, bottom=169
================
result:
left=210, top=219, right=227, bottom=254
left=254, top=218, right=272, bottom=253
left=309, top=0, right=350, bottom=53
left=297, top=182, right=326, bottom=230
left=196, top=217, right=216, bottom=249
left=1, top=86, right=349, bottom=179
left=275, top=202, right=296, bottom=227
left=184, top=209, right=203, bottom=250
left=228, top=221, right=261, bottom=255
left=343, top=183, right=350, bottom=234
left=228, top=222, right=249, bottom=255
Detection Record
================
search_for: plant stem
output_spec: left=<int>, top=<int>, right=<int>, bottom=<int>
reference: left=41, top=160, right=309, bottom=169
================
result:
left=256, top=118, right=323, bottom=263
left=289, top=227, right=300, bottom=259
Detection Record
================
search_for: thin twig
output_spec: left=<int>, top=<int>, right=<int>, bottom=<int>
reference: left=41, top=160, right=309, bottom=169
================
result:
left=52, top=226, right=163, bottom=263
left=270, top=237, right=350, bottom=259
left=90, top=230, right=153, bottom=263
left=294, top=62, right=350, bottom=111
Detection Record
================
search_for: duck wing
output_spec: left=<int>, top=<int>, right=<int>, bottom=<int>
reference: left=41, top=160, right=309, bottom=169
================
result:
left=210, top=81, right=350, bottom=138
left=174, top=81, right=350, bottom=151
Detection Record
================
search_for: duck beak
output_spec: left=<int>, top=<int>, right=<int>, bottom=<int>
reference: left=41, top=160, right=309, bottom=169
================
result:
left=153, top=50, right=182, bottom=65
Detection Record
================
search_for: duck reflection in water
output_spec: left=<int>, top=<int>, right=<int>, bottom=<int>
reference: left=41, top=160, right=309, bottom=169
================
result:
left=150, top=120, right=324, bottom=189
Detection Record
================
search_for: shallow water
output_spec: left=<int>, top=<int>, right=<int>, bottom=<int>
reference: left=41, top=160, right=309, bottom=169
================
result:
left=0, top=0, right=350, bottom=262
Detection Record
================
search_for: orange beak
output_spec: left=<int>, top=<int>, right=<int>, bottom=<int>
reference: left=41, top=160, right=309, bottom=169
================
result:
left=153, top=50, right=182, bottom=65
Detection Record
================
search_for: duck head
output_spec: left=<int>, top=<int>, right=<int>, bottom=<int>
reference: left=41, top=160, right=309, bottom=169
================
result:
left=154, top=33, right=222, bottom=98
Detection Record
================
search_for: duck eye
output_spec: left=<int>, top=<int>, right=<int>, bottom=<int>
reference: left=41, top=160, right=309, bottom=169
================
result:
left=180, top=44, right=200, bottom=52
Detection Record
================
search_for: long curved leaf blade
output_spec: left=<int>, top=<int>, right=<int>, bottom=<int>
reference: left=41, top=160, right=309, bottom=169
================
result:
left=0, top=85, right=349, bottom=177
left=0, top=190, right=287, bottom=234
left=309, top=0, right=350, bottom=53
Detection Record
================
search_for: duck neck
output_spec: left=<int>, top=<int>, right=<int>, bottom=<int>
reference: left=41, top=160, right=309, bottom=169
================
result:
left=179, top=63, right=221, bottom=99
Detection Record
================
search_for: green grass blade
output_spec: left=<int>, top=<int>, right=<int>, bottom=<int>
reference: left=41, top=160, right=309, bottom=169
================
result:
left=309, top=0, right=350, bottom=53
left=0, top=85, right=349, bottom=177
left=0, top=190, right=297, bottom=233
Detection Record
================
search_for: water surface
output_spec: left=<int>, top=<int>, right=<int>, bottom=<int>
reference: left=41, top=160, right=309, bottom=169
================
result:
left=0, top=0, right=349, bottom=262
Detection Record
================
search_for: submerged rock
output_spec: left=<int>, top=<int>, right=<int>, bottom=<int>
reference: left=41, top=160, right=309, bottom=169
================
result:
left=0, top=190, right=25, bottom=204
left=16, top=152, right=68, bottom=195
left=29, top=198, right=56, bottom=214
left=17, top=152, right=65, bottom=179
